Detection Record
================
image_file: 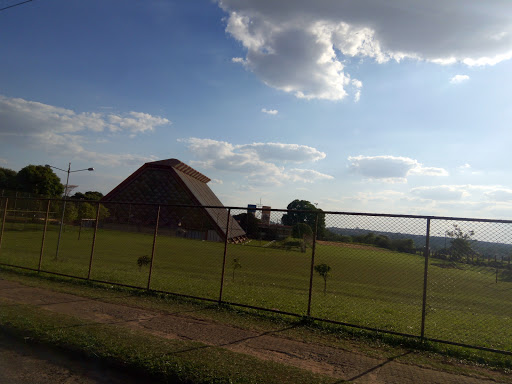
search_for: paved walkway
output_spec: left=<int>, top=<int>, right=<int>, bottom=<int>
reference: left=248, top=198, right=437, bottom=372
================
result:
left=0, top=279, right=507, bottom=383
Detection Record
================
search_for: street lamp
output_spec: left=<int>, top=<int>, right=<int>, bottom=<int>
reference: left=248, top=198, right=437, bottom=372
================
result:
left=45, top=163, right=94, bottom=259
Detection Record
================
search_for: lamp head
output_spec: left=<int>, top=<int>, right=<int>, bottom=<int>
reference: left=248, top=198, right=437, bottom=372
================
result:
left=88, top=168, right=94, bottom=171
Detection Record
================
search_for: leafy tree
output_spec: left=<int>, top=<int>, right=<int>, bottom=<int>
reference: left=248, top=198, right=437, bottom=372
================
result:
left=281, top=199, right=325, bottom=238
left=232, top=258, right=242, bottom=281
left=72, top=191, right=104, bottom=200
left=15, top=165, right=64, bottom=197
left=57, top=202, right=78, bottom=223
left=447, top=224, right=476, bottom=261
left=322, top=229, right=352, bottom=243
left=0, top=167, right=17, bottom=190
left=292, top=223, right=313, bottom=239
left=314, top=264, right=331, bottom=295
left=374, top=234, right=391, bottom=249
left=77, top=202, right=110, bottom=221
left=233, top=212, right=261, bottom=238
left=391, top=238, right=415, bottom=253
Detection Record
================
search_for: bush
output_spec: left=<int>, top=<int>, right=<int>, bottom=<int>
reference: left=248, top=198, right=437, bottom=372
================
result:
left=137, top=255, right=151, bottom=271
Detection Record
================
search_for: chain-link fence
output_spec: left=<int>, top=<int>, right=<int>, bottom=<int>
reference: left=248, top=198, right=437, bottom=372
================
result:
left=1, top=196, right=511, bottom=355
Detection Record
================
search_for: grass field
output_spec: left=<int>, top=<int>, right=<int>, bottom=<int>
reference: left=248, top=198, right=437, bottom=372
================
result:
left=0, top=221, right=511, bottom=353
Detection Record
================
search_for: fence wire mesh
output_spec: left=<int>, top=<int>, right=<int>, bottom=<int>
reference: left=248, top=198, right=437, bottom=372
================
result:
left=311, top=214, right=426, bottom=336
left=222, top=208, right=311, bottom=313
left=150, top=206, right=225, bottom=300
left=427, top=219, right=512, bottom=351
left=1, top=197, right=512, bottom=355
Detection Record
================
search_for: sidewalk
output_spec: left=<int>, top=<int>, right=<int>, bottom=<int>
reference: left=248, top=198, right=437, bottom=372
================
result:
left=0, top=278, right=506, bottom=383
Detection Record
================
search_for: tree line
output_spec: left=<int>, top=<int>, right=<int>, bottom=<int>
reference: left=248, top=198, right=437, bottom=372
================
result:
left=1, top=165, right=103, bottom=200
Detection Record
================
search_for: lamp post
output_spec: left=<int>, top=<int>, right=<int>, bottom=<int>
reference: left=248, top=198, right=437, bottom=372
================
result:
left=45, top=163, right=94, bottom=259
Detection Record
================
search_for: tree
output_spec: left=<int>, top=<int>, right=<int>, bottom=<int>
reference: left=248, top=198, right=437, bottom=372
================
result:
left=292, top=223, right=313, bottom=239
left=15, top=165, right=64, bottom=197
left=72, top=191, right=104, bottom=200
left=233, top=212, right=261, bottom=238
left=314, top=264, right=331, bottom=295
left=137, top=255, right=151, bottom=271
left=447, top=224, right=476, bottom=262
left=77, top=202, right=110, bottom=221
left=391, top=238, right=415, bottom=254
left=281, top=199, right=325, bottom=238
left=232, top=258, right=242, bottom=281
left=0, top=167, right=17, bottom=190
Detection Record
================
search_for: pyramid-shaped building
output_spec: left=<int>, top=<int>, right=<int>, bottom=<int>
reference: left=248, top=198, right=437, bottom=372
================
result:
left=102, top=159, right=246, bottom=243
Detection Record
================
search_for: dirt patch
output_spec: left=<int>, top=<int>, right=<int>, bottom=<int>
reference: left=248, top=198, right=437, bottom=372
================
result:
left=0, top=333, right=141, bottom=384
left=317, top=240, right=388, bottom=252
left=0, top=279, right=506, bottom=383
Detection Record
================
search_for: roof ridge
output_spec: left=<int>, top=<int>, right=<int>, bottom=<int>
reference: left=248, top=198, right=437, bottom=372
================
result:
left=148, top=158, right=210, bottom=183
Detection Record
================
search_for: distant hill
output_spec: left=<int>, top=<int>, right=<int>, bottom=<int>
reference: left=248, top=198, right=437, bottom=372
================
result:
left=327, top=227, right=512, bottom=257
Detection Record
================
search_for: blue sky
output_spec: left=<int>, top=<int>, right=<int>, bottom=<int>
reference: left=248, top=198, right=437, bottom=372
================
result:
left=1, top=0, right=512, bottom=218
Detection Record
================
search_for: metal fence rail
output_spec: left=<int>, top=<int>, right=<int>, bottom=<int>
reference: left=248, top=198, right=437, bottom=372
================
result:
left=0, top=196, right=511, bottom=356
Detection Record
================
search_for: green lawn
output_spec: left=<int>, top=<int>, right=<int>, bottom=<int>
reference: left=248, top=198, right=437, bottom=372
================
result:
left=0, top=222, right=511, bottom=353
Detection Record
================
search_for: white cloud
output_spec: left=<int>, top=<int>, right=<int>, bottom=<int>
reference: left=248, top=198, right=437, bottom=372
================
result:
left=351, top=79, right=363, bottom=102
left=0, top=95, right=167, bottom=166
left=261, top=108, right=278, bottom=115
left=485, top=189, right=512, bottom=202
left=348, top=155, right=448, bottom=182
left=0, top=95, right=171, bottom=135
left=288, top=168, right=334, bottom=183
left=410, top=186, right=467, bottom=201
left=179, top=137, right=332, bottom=186
left=450, top=74, right=470, bottom=84
left=219, top=1, right=512, bottom=100
left=238, top=142, right=326, bottom=162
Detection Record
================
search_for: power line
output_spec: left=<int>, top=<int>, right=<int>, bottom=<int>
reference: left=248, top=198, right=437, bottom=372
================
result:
left=0, top=0, right=34, bottom=12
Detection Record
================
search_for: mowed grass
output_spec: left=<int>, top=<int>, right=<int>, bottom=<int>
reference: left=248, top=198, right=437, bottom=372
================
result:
left=1, top=222, right=511, bottom=352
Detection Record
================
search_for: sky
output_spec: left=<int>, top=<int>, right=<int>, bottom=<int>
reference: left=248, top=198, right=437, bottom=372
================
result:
left=1, top=0, right=512, bottom=219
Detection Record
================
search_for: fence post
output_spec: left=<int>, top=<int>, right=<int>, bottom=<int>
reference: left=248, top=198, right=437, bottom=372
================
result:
left=38, top=199, right=51, bottom=272
left=0, top=198, right=8, bottom=253
left=147, top=205, right=161, bottom=291
left=420, top=218, right=431, bottom=340
left=307, top=211, right=320, bottom=317
left=218, top=208, right=231, bottom=304
left=87, top=202, right=101, bottom=280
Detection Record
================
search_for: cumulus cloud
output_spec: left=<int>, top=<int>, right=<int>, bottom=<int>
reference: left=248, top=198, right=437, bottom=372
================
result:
left=348, top=155, right=448, bottom=182
left=179, top=137, right=332, bottom=186
left=261, top=108, right=278, bottom=115
left=450, top=74, right=470, bottom=84
left=0, top=95, right=167, bottom=166
left=0, top=95, right=170, bottom=135
left=219, top=1, right=512, bottom=100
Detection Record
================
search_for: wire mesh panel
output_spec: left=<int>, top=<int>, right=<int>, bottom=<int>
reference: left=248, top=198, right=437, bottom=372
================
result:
left=3, top=196, right=512, bottom=355
left=150, top=205, right=225, bottom=299
left=40, top=200, right=93, bottom=277
left=310, top=214, right=427, bottom=336
left=426, top=219, right=512, bottom=352
left=221, top=208, right=311, bottom=314
left=0, top=197, right=48, bottom=269
left=90, top=202, right=157, bottom=288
